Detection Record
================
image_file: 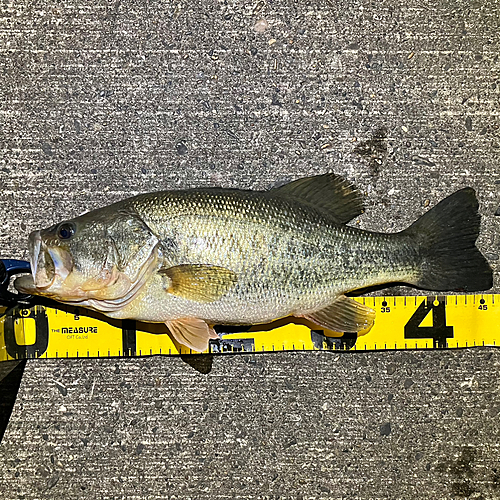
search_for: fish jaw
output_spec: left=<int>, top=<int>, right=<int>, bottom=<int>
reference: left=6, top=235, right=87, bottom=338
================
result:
left=46, top=246, right=73, bottom=282
left=25, top=230, right=75, bottom=292
left=16, top=229, right=88, bottom=299
left=29, top=230, right=41, bottom=281
left=14, top=272, right=83, bottom=301
left=29, top=230, right=56, bottom=289
left=33, top=235, right=58, bottom=289
left=14, top=230, right=47, bottom=294
left=14, top=274, right=37, bottom=295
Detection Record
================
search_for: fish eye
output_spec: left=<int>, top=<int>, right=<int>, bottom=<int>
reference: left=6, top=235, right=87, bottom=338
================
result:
left=57, top=222, right=76, bottom=240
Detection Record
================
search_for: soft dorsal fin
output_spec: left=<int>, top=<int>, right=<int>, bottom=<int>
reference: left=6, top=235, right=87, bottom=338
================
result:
left=272, top=173, right=364, bottom=224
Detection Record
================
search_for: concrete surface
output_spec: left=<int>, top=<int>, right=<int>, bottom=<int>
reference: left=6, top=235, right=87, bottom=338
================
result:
left=0, top=0, right=499, bottom=498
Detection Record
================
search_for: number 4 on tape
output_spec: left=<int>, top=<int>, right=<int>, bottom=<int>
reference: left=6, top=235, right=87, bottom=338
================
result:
left=404, top=297, right=454, bottom=348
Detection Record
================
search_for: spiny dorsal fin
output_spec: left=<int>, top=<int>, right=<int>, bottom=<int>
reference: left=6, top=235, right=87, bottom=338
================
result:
left=272, top=173, right=364, bottom=224
left=160, top=264, right=237, bottom=303
left=301, top=295, right=375, bottom=333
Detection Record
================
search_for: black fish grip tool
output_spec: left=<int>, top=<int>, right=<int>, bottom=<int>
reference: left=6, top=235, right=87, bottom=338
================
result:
left=0, top=259, right=32, bottom=307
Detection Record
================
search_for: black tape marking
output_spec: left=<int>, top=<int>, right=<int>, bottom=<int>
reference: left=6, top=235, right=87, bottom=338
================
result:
left=122, top=320, right=137, bottom=357
left=210, top=337, right=255, bottom=353
left=404, top=296, right=454, bottom=348
left=4, top=306, right=49, bottom=359
left=310, top=330, right=357, bottom=351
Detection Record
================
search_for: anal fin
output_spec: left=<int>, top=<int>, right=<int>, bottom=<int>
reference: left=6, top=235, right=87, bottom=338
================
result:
left=302, top=295, right=375, bottom=333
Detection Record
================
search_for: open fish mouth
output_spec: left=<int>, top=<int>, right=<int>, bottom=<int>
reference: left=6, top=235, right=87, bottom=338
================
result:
left=29, top=231, right=54, bottom=289
left=13, top=233, right=45, bottom=294
left=28, top=231, right=73, bottom=290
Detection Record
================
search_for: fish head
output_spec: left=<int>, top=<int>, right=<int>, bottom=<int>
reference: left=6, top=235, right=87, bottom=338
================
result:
left=15, top=208, right=160, bottom=306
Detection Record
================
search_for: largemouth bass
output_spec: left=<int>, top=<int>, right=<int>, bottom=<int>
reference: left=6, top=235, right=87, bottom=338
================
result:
left=15, top=174, right=493, bottom=351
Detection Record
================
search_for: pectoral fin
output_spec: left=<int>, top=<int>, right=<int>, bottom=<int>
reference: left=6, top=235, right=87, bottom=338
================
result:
left=302, top=295, right=375, bottom=332
left=160, top=264, right=237, bottom=303
left=166, top=318, right=219, bottom=352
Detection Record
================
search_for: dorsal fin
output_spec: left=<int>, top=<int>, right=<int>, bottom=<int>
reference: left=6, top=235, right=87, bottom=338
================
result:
left=271, top=173, right=364, bottom=224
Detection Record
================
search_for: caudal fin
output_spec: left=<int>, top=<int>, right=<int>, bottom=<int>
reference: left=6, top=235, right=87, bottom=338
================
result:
left=405, top=188, right=492, bottom=292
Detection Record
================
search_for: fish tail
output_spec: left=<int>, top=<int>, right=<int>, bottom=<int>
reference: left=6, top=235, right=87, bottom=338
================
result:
left=404, top=188, right=492, bottom=292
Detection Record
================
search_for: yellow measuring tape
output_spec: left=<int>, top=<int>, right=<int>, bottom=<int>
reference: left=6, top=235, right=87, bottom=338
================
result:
left=0, top=294, right=498, bottom=362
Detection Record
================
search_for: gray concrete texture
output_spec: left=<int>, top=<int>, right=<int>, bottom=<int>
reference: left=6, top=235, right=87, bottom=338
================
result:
left=0, top=0, right=499, bottom=498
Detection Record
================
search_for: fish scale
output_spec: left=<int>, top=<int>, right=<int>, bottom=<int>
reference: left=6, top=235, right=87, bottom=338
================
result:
left=116, top=188, right=418, bottom=324
left=14, top=174, right=493, bottom=351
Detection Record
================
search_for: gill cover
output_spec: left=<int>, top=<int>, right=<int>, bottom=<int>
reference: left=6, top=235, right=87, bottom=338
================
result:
left=84, top=211, right=161, bottom=311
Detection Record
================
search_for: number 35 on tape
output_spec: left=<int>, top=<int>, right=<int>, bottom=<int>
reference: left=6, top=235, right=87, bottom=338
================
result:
left=0, top=295, right=498, bottom=361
